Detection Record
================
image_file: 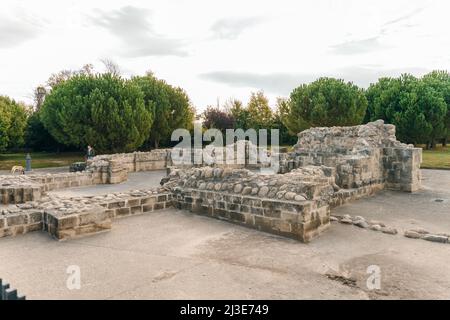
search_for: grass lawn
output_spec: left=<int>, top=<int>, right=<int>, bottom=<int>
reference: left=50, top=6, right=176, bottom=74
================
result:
left=0, top=152, right=84, bottom=171
left=420, top=145, right=450, bottom=170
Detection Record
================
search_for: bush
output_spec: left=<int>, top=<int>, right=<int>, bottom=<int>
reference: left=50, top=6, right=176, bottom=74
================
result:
left=40, top=74, right=153, bottom=153
left=283, top=77, right=367, bottom=135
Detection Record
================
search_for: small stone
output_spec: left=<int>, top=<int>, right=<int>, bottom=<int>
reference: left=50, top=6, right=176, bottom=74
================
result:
left=330, top=216, right=339, bottom=222
left=410, top=228, right=429, bottom=235
left=258, top=186, right=269, bottom=197
left=233, top=184, right=243, bottom=193
left=404, top=230, right=422, bottom=239
left=294, top=195, right=306, bottom=201
left=242, top=187, right=252, bottom=195
left=369, top=220, right=386, bottom=227
left=204, top=168, right=213, bottom=178
left=370, top=224, right=382, bottom=231
left=381, top=227, right=398, bottom=235
left=284, top=192, right=296, bottom=200
left=422, top=234, right=448, bottom=243
left=276, top=191, right=286, bottom=199
left=213, top=168, right=223, bottom=178
left=354, top=220, right=369, bottom=228
left=214, top=183, right=222, bottom=191
left=341, top=218, right=353, bottom=224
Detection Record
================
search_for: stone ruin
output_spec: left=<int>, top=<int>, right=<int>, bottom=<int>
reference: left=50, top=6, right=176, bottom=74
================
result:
left=0, top=120, right=423, bottom=243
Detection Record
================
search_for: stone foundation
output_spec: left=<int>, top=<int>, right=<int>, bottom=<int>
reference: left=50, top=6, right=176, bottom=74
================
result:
left=0, top=189, right=173, bottom=241
left=174, top=188, right=329, bottom=242
left=0, top=120, right=423, bottom=243
left=280, top=120, right=422, bottom=192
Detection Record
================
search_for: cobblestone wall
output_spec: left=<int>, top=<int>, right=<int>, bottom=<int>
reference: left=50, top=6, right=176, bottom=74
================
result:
left=280, top=120, right=422, bottom=192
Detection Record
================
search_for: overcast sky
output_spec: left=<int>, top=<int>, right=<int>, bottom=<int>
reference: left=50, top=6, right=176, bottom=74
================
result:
left=1, top=0, right=449, bottom=111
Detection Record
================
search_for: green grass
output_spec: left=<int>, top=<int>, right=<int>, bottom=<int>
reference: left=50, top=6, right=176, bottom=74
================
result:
left=0, top=152, right=84, bottom=170
left=420, top=145, right=450, bottom=170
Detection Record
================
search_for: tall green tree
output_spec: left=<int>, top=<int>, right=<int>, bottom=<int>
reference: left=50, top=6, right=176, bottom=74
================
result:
left=247, top=91, right=273, bottom=129
left=25, top=112, right=66, bottom=151
left=422, top=70, right=450, bottom=146
left=0, top=96, right=28, bottom=151
left=284, top=77, right=367, bottom=134
left=365, top=74, right=447, bottom=148
left=227, top=98, right=250, bottom=130
left=40, top=74, right=153, bottom=153
left=275, top=97, right=297, bottom=145
left=0, top=98, right=11, bottom=151
left=131, top=73, right=194, bottom=148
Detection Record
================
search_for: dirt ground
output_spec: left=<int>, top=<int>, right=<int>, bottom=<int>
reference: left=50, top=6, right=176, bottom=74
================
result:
left=0, top=169, right=449, bottom=300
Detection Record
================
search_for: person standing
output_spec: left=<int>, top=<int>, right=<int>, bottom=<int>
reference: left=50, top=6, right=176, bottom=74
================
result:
left=86, top=145, right=95, bottom=160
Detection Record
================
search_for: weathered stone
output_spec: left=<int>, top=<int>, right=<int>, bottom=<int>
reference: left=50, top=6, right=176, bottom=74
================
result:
left=370, top=224, right=382, bottom=231
left=294, top=195, right=306, bottom=201
left=381, top=227, right=398, bottom=235
left=404, top=230, right=422, bottom=239
left=242, top=187, right=252, bottom=195
left=340, top=217, right=353, bottom=224
left=410, top=227, right=429, bottom=235
left=233, top=184, right=243, bottom=193
left=354, top=220, right=369, bottom=228
left=258, top=186, right=269, bottom=197
left=284, top=192, right=296, bottom=200
left=422, top=234, right=448, bottom=243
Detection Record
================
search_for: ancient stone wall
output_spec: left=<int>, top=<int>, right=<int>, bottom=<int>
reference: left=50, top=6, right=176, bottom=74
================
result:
left=1, top=176, right=43, bottom=205
left=163, top=166, right=339, bottom=242
left=0, top=120, right=424, bottom=243
left=280, top=120, right=422, bottom=192
left=1, top=172, right=94, bottom=205
left=0, top=188, right=173, bottom=240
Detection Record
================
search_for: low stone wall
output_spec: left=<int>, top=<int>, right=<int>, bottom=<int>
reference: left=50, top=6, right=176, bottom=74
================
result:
left=0, top=173, right=97, bottom=205
left=163, top=166, right=339, bottom=242
left=0, top=176, right=43, bottom=205
left=173, top=188, right=329, bottom=242
left=0, top=208, right=43, bottom=238
left=0, top=189, right=173, bottom=241
left=162, top=165, right=400, bottom=242
left=30, top=172, right=95, bottom=192
left=383, top=147, right=422, bottom=192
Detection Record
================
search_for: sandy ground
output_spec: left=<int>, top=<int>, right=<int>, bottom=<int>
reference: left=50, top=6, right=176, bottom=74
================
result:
left=0, top=169, right=449, bottom=300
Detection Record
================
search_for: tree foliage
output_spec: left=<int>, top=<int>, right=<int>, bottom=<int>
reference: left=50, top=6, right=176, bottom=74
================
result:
left=0, top=96, right=28, bottom=151
left=246, top=91, right=273, bottom=129
left=202, top=106, right=235, bottom=133
left=25, top=112, right=66, bottom=151
left=283, top=77, right=367, bottom=135
left=40, top=74, right=153, bottom=153
left=227, top=98, right=250, bottom=130
left=132, top=73, right=194, bottom=148
left=365, top=73, right=448, bottom=147
left=422, top=70, right=450, bottom=145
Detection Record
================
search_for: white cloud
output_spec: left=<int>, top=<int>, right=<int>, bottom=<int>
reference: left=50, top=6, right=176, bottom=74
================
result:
left=0, top=0, right=448, bottom=110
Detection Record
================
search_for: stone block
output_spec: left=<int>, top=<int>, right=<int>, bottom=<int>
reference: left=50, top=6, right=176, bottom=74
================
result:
left=116, top=207, right=131, bottom=217
left=6, top=214, right=27, bottom=227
